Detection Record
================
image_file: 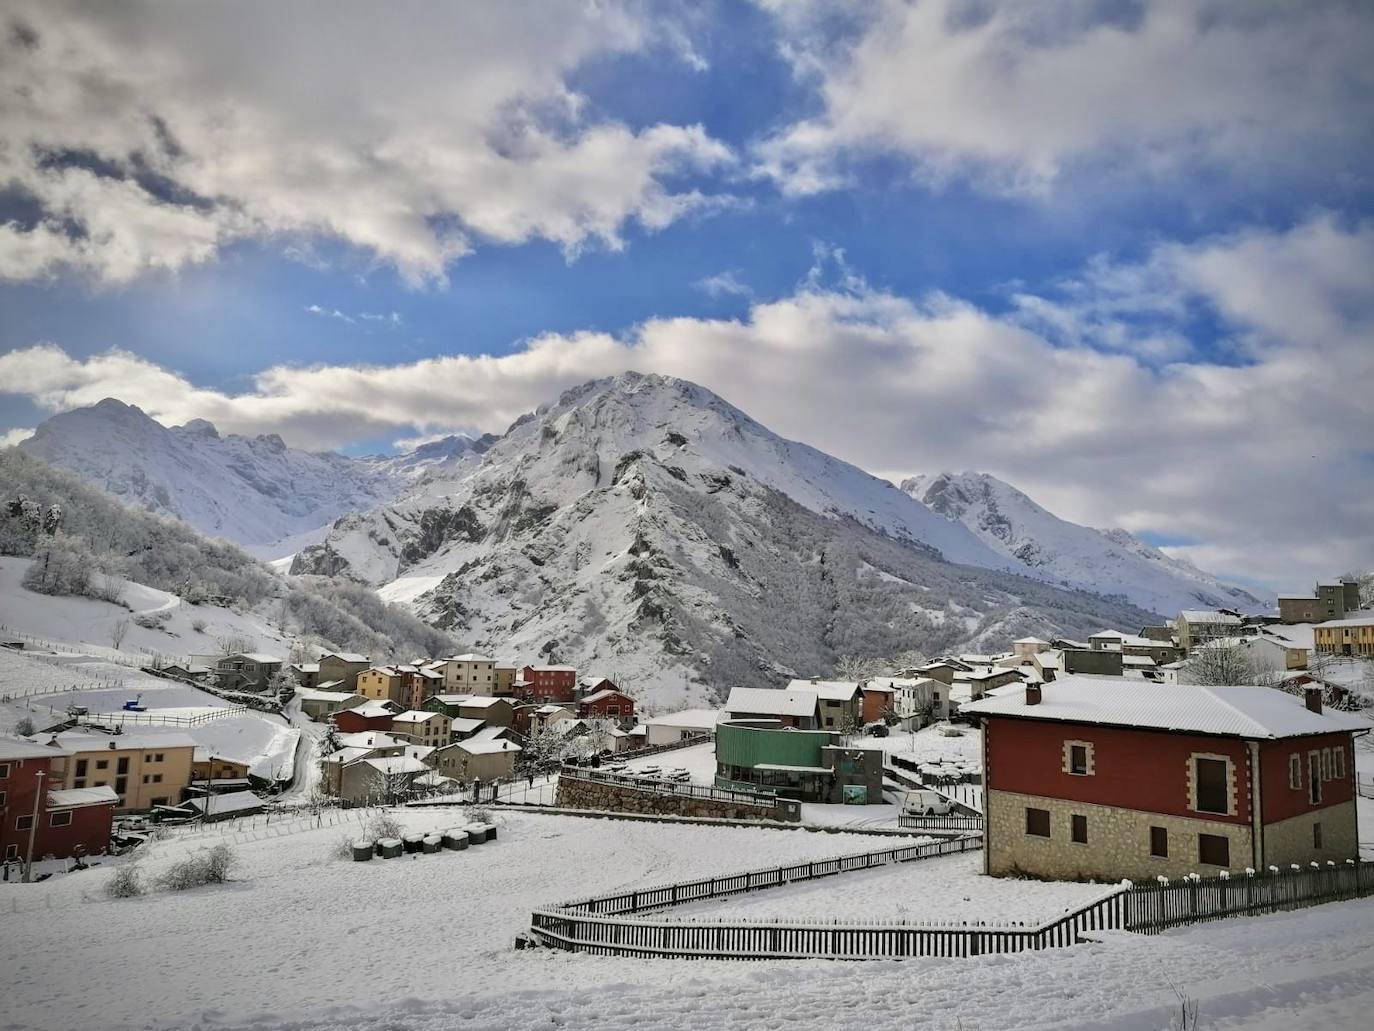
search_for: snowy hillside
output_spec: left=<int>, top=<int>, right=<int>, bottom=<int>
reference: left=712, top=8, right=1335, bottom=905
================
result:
left=903, top=472, right=1269, bottom=615
left=17, top=399, right=482, bottom=555
left=295, top=373, right=1155, bottom=708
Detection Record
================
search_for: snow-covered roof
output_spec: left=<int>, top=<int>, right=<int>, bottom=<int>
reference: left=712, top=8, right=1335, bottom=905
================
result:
left=336, top=731, right=403, bottom=749
left=1261, top=625, right=1315, bottom=650
left=343, top=699, right=401, bottom=718
left=0, top=737, right=67, bottom=761
left=454, top=696, right=509, bottom=709
left=526, top=664, right=577, bottom=672
left=53, top=730, right=198, bottom=751
left=403, top=745, right=436, bottom=761
left=646, top=708, right=721, bottom=729
left=1122, top=655, right=1156, bottom=667
left=789, top=680, right=859, bottom=701
left=291, top=662, right=320, bottom=674
left=456, top=739, right=522, bottom=756
left=1315, top=611, right=1374, bottom=628
left=366, top=665, right=401, bottom=677
left=360, top=755, right=429, bottom=775
left=1179, top=610, right=1241, bottom=625
left=535, top=704, right=572, bottom=715
left=192, top=746, right=248, bottom=764
left=449, top=717, right=484, bottom=734
left=321, top=652, right=369, bottom=663
left=314, top=679, right=346, bottom=691
left=391, top=710, right=444, bottom=725
left=47, top=785, right=118, bottom=808
left=580, top=688, right=630, bottom=704
left=445, top=653, right=493, bottom=663
left=322, top=746, right=374, bottom=766
left=187, top=790, right=264, bottom=816
left=1014, top=636, right=1050, bottom=645
left=724, top=686, right=818, bottom=718
left=962, top=676, right=1371, bottom=740
left=229, top=653, right=283, bottom=664
left=297, top=687, right=359, bottom=702
left=860, top=682, right=895, bottom=694
left=1033, top=651, right=1061, bottom=669
left=468, top=726, right=510, bottom=745
left=430, top=694, right=472, bottom=705
left=1088, top=629, right=1127, bottom=639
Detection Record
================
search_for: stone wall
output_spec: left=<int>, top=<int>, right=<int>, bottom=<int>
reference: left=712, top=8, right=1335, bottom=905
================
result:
left=1262, top=799, right=1358, bottom=867
left=555, top=775, right=795, bottom=822
left=985, top=788, right=1255, bottom=881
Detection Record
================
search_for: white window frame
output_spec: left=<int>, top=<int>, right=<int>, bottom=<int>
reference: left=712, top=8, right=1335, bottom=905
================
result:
left=49, top=811, right=72, bottom=827
left=0, top=762, right=9, bottom=779
left=1333, top=745, right=1346, bottom=779
left=1308, top=751, right=1323, bottom=804
left=1289, top=753, right=1302, bottom=790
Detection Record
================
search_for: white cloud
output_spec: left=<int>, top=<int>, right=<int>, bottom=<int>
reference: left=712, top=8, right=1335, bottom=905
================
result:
left=2, top=216, right=1370, bottom=588
left=305, top=305, right=354, bottom=324
left=694, top=270, right=754, bottom=298
left=0, top=427, right=35, bottom=447
left=0, top=2, right=732, bottom=286
left=756, top=0, right=1374, bottom=196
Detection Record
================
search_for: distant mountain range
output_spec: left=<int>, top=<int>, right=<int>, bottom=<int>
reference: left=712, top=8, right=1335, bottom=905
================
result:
left=903, top=472, right=1268, bottom=615
left=15, top=377, right=1265, bottom=706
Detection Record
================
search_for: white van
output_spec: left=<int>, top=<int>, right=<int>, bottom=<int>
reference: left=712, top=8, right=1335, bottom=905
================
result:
left=902, top=789, right=954, bottom=817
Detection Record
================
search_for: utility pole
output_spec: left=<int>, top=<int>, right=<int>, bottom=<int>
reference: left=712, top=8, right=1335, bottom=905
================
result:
left=23, top=769, right=45, bottom=883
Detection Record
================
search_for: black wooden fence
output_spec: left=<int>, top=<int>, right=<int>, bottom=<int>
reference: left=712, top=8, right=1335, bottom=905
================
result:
left=898, top=813, right=984, bottom=832
left=530, top=847, right=1374, bottom=961
left=560, top=765, right=779, bottom=810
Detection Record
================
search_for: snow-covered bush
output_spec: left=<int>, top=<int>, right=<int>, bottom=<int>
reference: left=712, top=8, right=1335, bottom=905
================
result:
left=14, top=716, right=35, bottom=736
left=133, top=609, right=171, bottom=630
left=156, top=844, right=237, bottom=891
left=105, top=864, right=144, bottom=898
left=362, top=809, right=402, bottom=841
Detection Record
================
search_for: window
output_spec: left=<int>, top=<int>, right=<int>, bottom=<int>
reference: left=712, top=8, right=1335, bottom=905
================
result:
left=75, top=759, right=88, bottom=777
left=49, top=811, right=71, bottom=827
left=1198, top=834, right=1230, bottom=867
left=1062, top=740, right=1094, bottom=776
left=152, top=774, right=162, bottom=784
left=1071, top=814, right=1088, bottom=844
left=1025, top=807, right=1051, bottom=837
left=145, top=753, right=153, bottom=762
left=1309, top=752, right=1323, bottom=804
left=3, top=844, right=16, bottom=860
left=1193, top=757, right=1230, bottom=815
left=1314, top=822, right=1323, bottom=849
left=1333, top=746, right=1346, bottom=779
left=96, top=760, right=108, bottom=770
left=1150, top=826, right=1169, bottom=858
left=73, top=779, right=85, bottom=789
left=0, top=790, right=5, bottom=806
left=117, top=758, right=129, bottom=775
left=0, top=762, right=9, bottom=779
left=142, top=775, right=151, bottom=784
left=1289, top=754, right=1302, bottom=790
left=154, top=753, right=164, bottom=763
left=16, top=815, right=33, bottom=831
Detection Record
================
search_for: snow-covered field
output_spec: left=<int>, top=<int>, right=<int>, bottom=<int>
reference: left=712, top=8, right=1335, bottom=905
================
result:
left=1, top=808, right=1372, bottom=1031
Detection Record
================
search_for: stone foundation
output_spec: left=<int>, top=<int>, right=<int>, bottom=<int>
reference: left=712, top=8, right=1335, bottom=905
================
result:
left=1262, top=800, right=1358, bottom=867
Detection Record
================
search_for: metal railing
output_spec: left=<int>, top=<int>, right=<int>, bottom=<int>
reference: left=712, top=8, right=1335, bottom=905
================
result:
left=75, top=705, right=248, bottom=727
left=898, top=813, right=985, bottom=832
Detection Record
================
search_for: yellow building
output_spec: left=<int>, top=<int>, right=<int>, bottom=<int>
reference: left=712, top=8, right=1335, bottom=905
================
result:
left=439, top=654, right=497, bottom=695
left=494, top=662, right=518, bottom=696
left=356, top=666, right=406, bottom=704
left=49, top=731, right=196, bottom=812
left=389, top=710, right=452, bottom=747
left=1314, top=615, right=1374, bottom=658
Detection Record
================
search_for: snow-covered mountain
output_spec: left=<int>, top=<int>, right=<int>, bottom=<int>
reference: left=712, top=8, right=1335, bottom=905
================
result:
left=293, top=373, right=1157, bottom=708
left=17, top=399, right=483, bottom=554
left=902, top=471, right=1268, bottom=616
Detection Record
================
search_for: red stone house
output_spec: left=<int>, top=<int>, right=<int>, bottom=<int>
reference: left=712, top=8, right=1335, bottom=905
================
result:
left=963, top=677, right=1367, bottom=881
left=578, top=687, right=635, bottom=723
left=1, top=738, right=117, bottom=867
left=332, top=699, right=402, bottom=735
left=520, top=665, right=578, bottom=704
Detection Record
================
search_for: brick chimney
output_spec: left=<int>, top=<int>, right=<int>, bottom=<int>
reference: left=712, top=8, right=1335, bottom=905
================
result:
left=1304, top=686, right=1322, bottom=714
left=1026, top=683, right=1042, bottom=706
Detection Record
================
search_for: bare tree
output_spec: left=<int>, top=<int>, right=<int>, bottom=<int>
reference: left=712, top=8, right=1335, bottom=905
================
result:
left=109, top=618, right=131, bottom=650
left=834, top=655, right=891, bottom=680
left=1182, top=640, right=1278, bottom=687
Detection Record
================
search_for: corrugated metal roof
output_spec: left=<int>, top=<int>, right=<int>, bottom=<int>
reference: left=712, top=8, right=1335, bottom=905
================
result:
left=962, top=675, right=1370, bottom=739
left=724, top=686, right=819, bottom=718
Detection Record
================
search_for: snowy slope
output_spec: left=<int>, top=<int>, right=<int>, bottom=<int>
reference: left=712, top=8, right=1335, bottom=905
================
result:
left=17, top=399, right=482, bottom=554
left=295, top=373, right=1156, bottom=708
left=903, top=471, right=1269, bottom=615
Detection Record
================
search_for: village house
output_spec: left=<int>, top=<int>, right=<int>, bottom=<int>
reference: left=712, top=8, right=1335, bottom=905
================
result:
left=297, top=686, right=365, bottom=721
left=859, top=681, right=895, bottom=724
left=289, top=661, right=321, bottom=688
left=316, top=652, right=372, bottom=691
left=438, top=654, right=498, bottom=694
left=180, top=789, right=266, bottom=823
left=337, top=755, right=430, bottom=805
left=868, top=676, right=947, bottom=728
left=1, top=738, right=118, bottom=865
left=46, top=731, right=196, bottom=813
left=356, top=666, right=407, bottom=705
left=723, top=686, right=819, bottom=729
left=530, top=704, right=577, bottom=736
left=577, top=687, right=635, bottom=724
left=493, top=662, right=518, bottom=696
left=433, top=738, right=521, bottom=784
left=1314, top=612, right=1374, bottom=658
left=643, top=709, right=719, bottom=747
left=332, top=698, right=403, bottom=735
left=389, top=710, right=452, bottom=747
left=189, top=749, right=251, bottom=792
left=450, top=695, right=516, bottom=728
left=1059, top=647, right=1124, bottom=677
left=520, top=664, right=578, bottom=703
left=1175, top=610, right=1243, bottom=654
left=398, top=664, right=445, bottom=709
left=1279, top=580, right=1362, bottom=625
left=963, top=677, right=1367, bottom=882
left=214, top=652, right=284, bottom=693
left=1012, top=637, right=1051, bottom=660
left=791, top=680, right=862, bottom=731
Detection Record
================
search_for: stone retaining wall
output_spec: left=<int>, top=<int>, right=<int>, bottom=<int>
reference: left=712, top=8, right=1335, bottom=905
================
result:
left=555, top=775, right=794, bottom=822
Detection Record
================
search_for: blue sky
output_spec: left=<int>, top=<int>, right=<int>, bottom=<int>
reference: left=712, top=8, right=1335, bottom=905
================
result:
left=1, top=0, right=1372, bottom=588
